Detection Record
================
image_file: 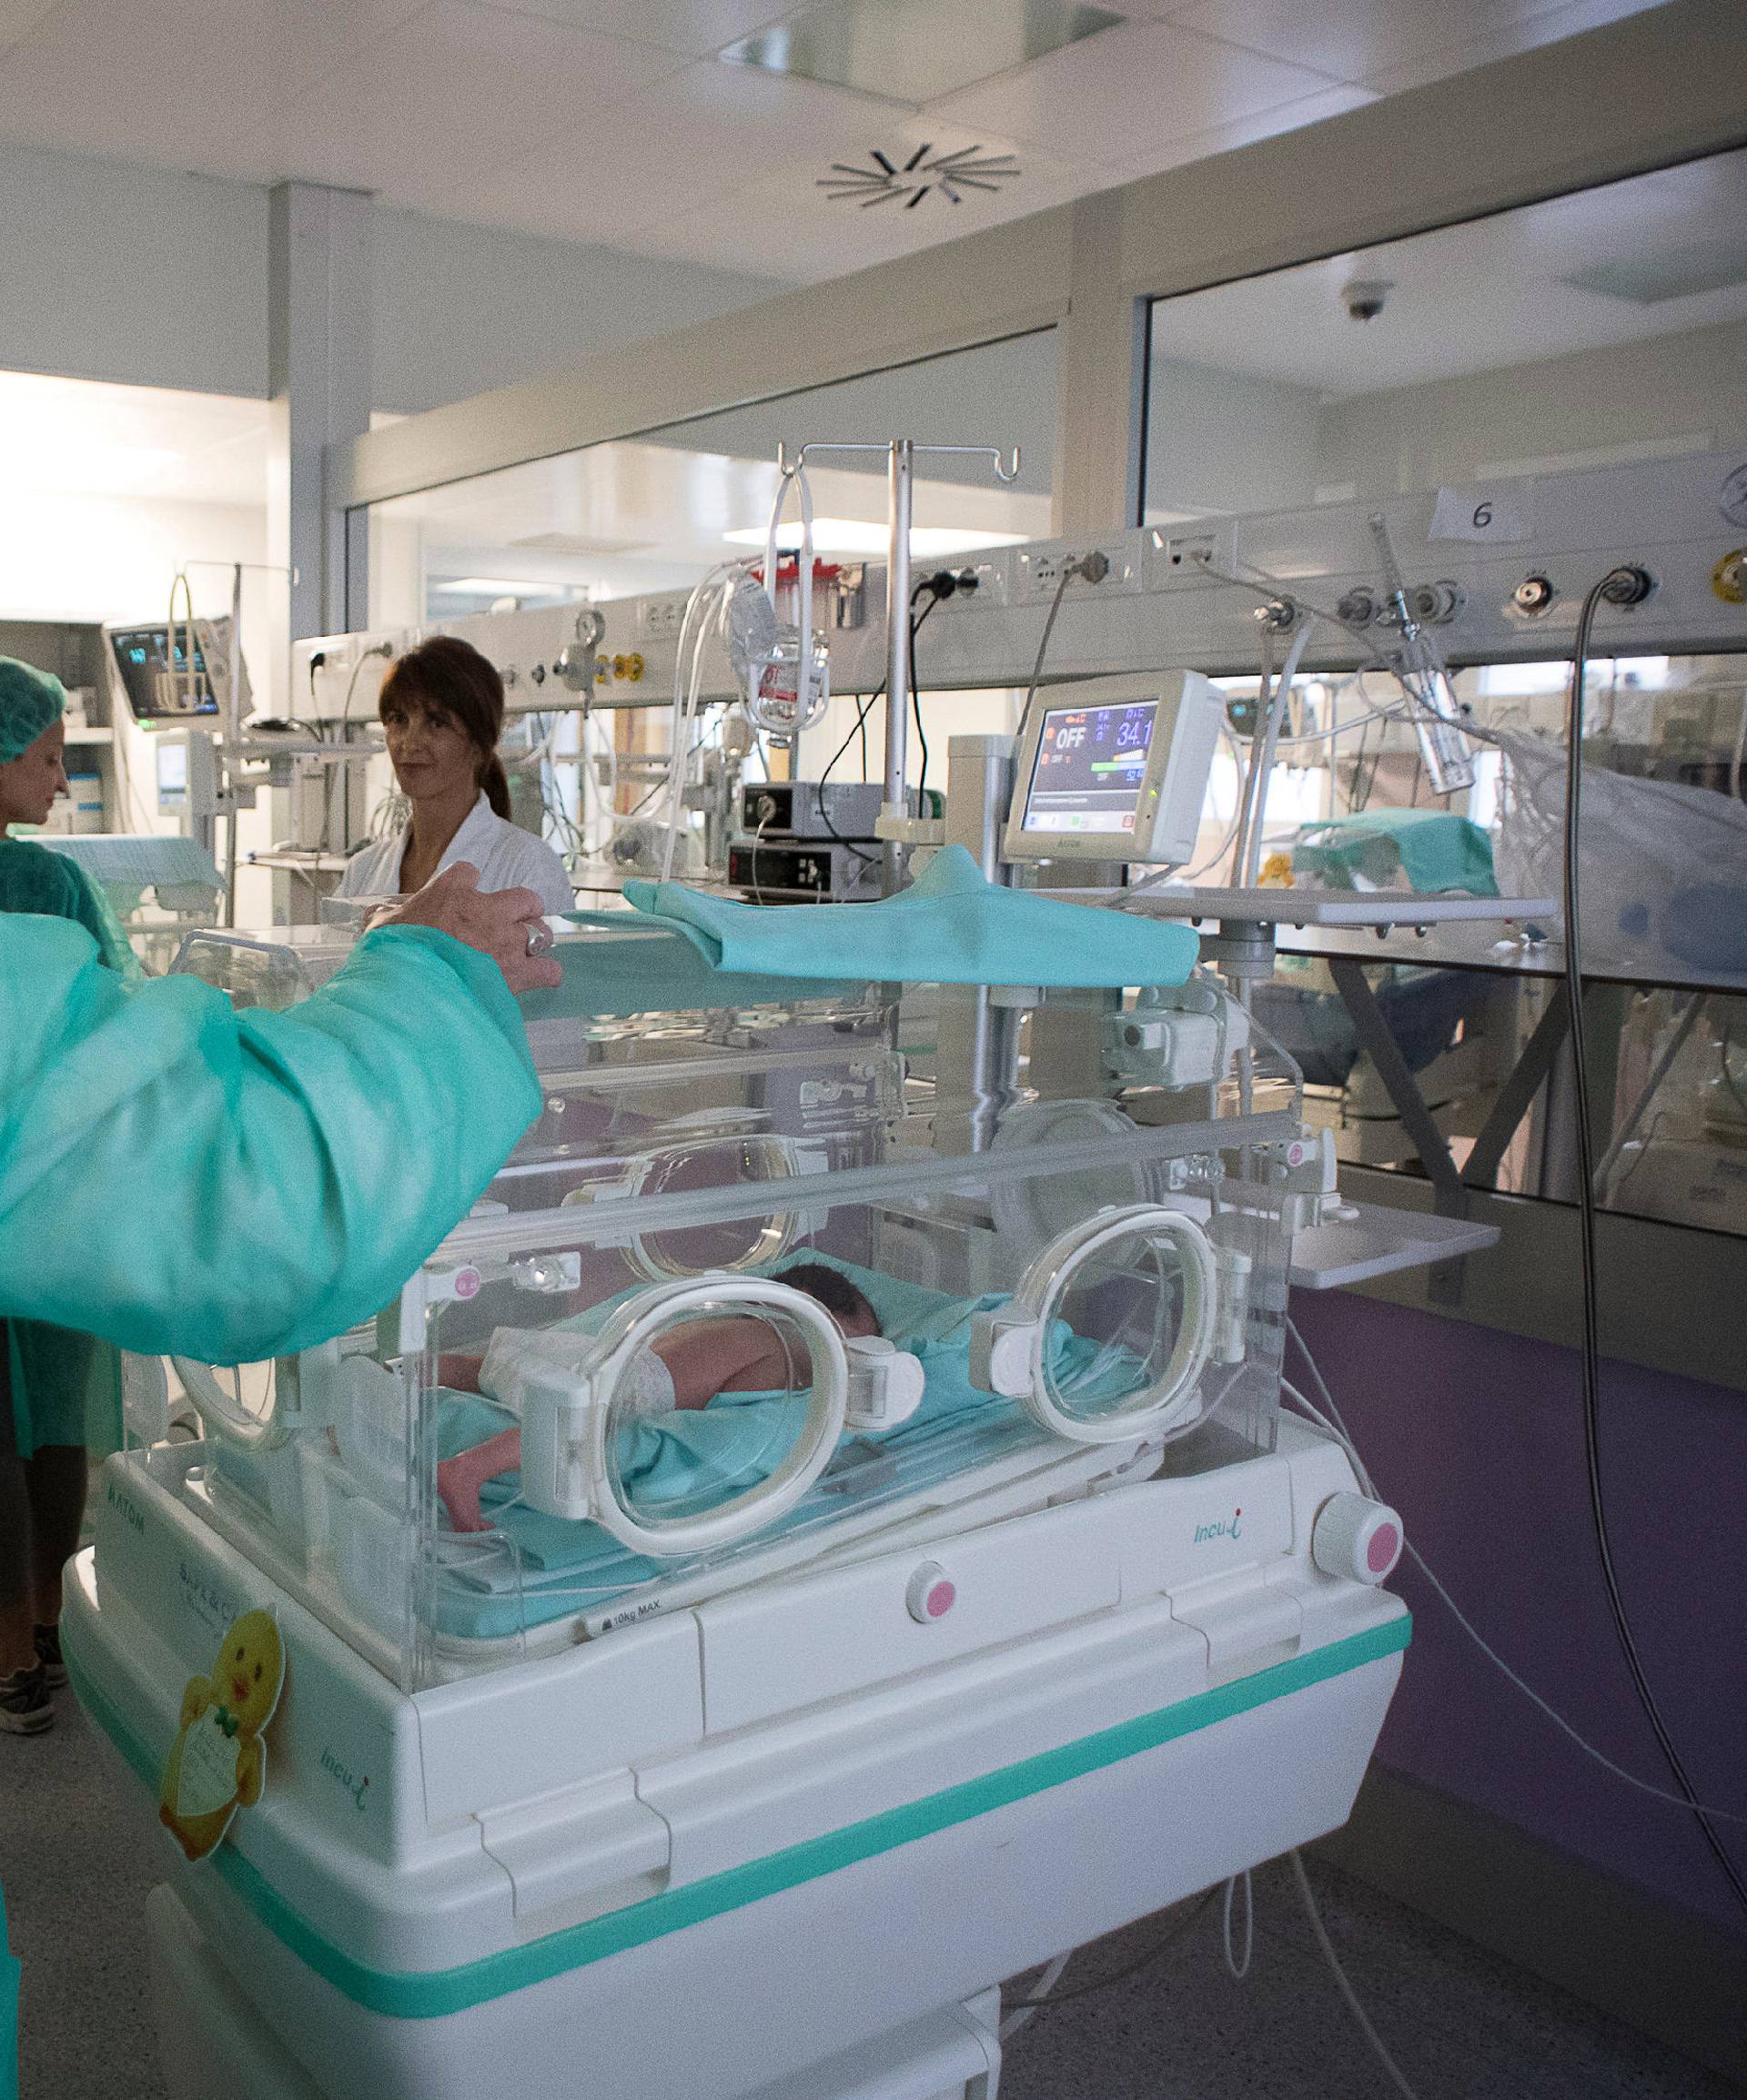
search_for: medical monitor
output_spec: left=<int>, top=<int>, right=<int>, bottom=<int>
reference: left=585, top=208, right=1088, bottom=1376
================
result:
left=1004, top=670, right=1224, bottom=865
left=106, top=618, right=249, bottom=724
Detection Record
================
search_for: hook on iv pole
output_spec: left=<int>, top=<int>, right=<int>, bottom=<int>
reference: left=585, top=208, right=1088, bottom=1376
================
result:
left=775, top=440, right=1021, bottom=483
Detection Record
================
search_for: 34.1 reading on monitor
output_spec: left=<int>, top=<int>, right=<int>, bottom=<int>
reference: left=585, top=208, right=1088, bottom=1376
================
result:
left=1022, top=701, right=1158, bottom=835
left=1004, top=671, right=1226, bottom=866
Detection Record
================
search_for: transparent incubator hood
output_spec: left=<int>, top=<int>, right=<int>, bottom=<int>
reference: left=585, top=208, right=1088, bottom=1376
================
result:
left=158, top=922, right=1304, bottom=1691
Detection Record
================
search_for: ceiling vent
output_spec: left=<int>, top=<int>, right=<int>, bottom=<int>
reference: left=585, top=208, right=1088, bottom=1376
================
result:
left=819, top=144, right=1020, bottom=210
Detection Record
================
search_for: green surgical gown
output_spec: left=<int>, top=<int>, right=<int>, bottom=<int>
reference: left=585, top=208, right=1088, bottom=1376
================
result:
left=0, top=837, right=136, bottom=975
left=0, top=841, right=136, bottom=1455
left=0, top=917, right=540, bottom=1373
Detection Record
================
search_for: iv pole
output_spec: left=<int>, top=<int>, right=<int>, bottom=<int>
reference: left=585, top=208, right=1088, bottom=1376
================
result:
left=775, top=439, right=1020, bottom=894
left=171, top=559, right=298, bottom=924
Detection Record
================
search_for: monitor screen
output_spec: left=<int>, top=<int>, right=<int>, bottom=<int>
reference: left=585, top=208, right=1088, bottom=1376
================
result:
left=109, top=624, right=218, bottom=720
left=1020, top=700, right=1158, bottom=836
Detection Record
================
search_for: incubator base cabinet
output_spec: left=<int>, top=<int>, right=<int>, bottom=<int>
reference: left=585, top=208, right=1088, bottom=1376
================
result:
left=66, top=921, right=1408, bottom=2100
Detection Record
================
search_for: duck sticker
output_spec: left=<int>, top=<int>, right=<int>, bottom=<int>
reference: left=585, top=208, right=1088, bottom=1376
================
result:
left=158, top=1610, right=286, bottom=1863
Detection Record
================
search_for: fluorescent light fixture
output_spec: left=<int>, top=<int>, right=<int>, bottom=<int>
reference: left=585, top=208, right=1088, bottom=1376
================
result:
left=1562, top=238, right=1747, bottom=304
left=431, top=576, right=567, bottom=596
left=1, top=438, right=181, bottom=494
left=719, top=0, right=1121, bottom=107
left=723, top=520, right=1024, bottom=557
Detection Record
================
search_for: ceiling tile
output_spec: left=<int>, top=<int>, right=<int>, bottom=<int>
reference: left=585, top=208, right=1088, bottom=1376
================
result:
left=1115, top=82, right=1376, bottom=179
left=229, top=3, right=682, bottom=205
left=423, top=55, right=899, bottom=243
left=1151, top=0, right=1553, bottom=84
left=1354, top=0, right=1671, bottom=96
left=0, top=0, right=433, bottom=169
left=0, top=0, right=61, bottom=55
left=923, top=17, right=1340, bottom=167
left=464, top=0, right=796, bottom=58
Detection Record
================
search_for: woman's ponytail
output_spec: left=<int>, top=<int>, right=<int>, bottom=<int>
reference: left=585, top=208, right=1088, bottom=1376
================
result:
left=480, top=752, right=512, bottom=820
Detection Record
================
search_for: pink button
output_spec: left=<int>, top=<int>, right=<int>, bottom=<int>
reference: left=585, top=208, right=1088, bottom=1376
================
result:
left=905, top=1560, right=956, bottom=1622
left=1367, top=1524, right=1400, bottom=1575
left=455, top=1267, right=481, bottom=1301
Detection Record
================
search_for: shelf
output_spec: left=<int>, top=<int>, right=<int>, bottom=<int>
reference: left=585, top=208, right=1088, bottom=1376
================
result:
left=1113, top=886, right=1556, bottom=928
left=1289, top=1201, right=1500, bottom=1290
left=64, top=726, right=114, bottom=744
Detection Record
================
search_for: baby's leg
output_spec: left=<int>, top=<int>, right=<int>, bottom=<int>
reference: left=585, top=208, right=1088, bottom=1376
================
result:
left=436, top=1428, right=522, bottom=1533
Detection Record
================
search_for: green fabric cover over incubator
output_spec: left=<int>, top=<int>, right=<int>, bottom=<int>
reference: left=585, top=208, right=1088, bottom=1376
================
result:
left=1291, top=811, right=1498, bottom=896
left=622, top=843, right=1201, bottom=987
left=523, top=918, right=848, bottom=1021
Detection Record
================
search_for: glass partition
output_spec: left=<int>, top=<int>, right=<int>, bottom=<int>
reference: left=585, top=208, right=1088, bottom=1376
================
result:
left=364, top=330, right=1056, bottom=628
left=1142, top=148, right=1747, bottom=526
left=1140, top=146, right=1747, bottom=1244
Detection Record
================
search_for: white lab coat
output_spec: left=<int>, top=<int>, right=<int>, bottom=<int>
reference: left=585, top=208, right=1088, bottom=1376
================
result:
left=338, top=793, right=573, bottom=914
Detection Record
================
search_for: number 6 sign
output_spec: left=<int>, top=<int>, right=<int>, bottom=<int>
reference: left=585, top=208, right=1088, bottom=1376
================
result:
left=1429, top=484, right=1534, bottom=542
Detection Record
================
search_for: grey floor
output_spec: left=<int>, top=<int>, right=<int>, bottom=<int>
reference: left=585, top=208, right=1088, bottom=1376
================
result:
left=3, top=1692, right=1739, bottom=2100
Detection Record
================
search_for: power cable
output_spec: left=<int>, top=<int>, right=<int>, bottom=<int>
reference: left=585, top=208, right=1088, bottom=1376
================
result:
left=1283, top=1327, right=1747, bottom=1827
left=807, top=592, right=943, bottom=870
left=1000, top=1887, right=1217, bottom=2011
left=904, top=570, right=950, bottom=803
left=909, top=611, right=930, bottom=799
left=1289, top=1853, right=1421, bottom=2100
left=1561, top=566, right=1747, bottom=1917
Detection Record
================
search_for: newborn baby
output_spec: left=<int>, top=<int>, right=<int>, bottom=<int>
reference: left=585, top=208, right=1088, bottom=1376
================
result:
left=435, top=1263, right=879, bottom=1533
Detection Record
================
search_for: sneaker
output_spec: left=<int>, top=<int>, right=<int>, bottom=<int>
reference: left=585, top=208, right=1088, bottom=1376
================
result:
left=34, top=1622, right=66, bottom=1690
left=0, top=1661, right=54, bottom=1735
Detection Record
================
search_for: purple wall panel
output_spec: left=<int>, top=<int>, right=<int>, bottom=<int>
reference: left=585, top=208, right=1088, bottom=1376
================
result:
left=1289, top=1288, right=1747, bottom=1940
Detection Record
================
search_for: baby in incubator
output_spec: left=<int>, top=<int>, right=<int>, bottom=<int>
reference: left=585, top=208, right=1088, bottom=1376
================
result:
left=435, top=1264, right=880, bottom=1533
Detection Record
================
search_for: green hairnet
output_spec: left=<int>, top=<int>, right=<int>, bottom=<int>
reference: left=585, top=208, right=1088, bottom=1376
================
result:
left=0, top=658, right=66, bottom=764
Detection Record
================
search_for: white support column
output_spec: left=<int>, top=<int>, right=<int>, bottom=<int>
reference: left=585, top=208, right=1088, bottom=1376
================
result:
left=268, top=181, right=373, bottom=646
left=1053, top=189, right=1147, bottom=537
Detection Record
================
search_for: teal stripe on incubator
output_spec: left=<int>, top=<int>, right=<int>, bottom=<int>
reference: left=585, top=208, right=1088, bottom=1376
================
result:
left=66, top=1613, right=1409, bottom=2022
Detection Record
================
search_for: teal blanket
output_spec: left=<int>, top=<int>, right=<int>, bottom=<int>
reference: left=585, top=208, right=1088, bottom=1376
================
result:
left=1292, top=811, right=1498, bottom=897
left=622, top=844, right=1199, bottom=989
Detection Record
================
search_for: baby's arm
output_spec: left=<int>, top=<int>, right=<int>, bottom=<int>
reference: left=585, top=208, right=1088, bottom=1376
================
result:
left=435, top=1319, right=807, bottom=1530
left=436, top=1426, right=522, bottom=1533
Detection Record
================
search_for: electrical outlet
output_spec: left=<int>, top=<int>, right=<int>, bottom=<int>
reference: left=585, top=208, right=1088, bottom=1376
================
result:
left=1145, top=521, right=1237, bottom=586
left=638, top=593, right=692, bottom=641
left=1014, top=540, right=1141, bottom=600
left=920, top=553, right=1010, bottom=610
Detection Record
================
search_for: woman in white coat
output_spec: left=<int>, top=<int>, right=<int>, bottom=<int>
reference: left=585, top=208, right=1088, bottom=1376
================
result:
left=338, top=635, right=574, bottom=914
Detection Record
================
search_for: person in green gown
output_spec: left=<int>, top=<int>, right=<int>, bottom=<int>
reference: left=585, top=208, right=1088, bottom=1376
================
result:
left=0, top=660, right=128, bottom=1736
left=0, top=659, right=562, bottom=1735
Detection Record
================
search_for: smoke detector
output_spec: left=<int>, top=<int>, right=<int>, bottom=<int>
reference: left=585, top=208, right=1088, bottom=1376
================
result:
left=819, top=144, right=1020, bottom=210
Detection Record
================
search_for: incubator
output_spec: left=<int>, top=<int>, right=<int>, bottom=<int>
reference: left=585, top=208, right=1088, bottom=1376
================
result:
left=66, top=914, right=1408, bottom=2100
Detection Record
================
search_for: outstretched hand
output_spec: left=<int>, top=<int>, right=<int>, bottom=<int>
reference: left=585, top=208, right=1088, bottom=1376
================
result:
left=369, top=862, right=562, bottom=994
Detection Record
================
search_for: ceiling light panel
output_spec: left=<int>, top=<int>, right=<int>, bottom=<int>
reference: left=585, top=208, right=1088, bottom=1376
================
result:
left=1561, top=238, right=1747, bottom=305
left=722, top=520, right=1025, bottom=555
left=718, top=0, right=1124, bottom=108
